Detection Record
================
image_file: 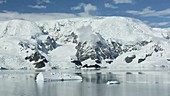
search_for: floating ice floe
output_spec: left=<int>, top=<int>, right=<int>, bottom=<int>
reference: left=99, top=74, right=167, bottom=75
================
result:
left=36, top=72, right=82, bottom=82
left=106, top=80, right=120, bottom=85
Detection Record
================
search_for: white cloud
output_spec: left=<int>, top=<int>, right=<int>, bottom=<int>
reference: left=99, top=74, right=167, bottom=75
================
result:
left=149, top=22, right=170, bottom=27
left=84, top=3, right=97, bottom=12
left=143, top=20, right=169, bottom=27
left=104, top=3, right=118, bottom=9
left=41, top=0, right=50, bottom=3
left=126, top=7, right=155, bottom=16
left=28, top=0, right=51, bottom=9
left=28, top=5, right=47, bottom=9
left=0, top=11, right=78, bottom=21
left=71, top=3, right=97, bottom=16
left=126, top=6, right=170, bottom=18
left=37, top=0, right=51, bottom=4
left=0, top=0, right=6, bottom=4
left=113, top=0, right=134, bottom=4
left=71, top=3, right=84, bottom=10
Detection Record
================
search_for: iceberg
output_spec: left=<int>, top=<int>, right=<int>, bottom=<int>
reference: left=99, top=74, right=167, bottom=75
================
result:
left=106, top=80, right=120, bottom=85
left=36, top=72, right=82, bottom=82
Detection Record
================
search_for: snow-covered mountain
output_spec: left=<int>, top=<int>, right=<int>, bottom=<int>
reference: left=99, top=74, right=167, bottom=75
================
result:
left=0, top=16, right=170, bottom=70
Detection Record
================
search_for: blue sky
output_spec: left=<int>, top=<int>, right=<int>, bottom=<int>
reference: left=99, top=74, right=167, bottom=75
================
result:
left=0, top=0, right=170, bottom=28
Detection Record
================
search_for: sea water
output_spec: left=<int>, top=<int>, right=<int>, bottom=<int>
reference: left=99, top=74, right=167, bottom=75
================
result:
left=0, top=70, right=170, bottom=96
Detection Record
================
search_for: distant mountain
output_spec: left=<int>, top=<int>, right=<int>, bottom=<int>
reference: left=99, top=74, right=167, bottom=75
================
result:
left=0, top=16, right=170, bottom=70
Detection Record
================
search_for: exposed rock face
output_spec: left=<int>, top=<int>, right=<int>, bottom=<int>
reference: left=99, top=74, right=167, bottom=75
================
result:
left=25, top=52, right=45, bottom=62
left=0, top=67, right=8, bottom=70
left=18, top=33, right=59, bottom=69
left=138, top=53, right=153, bottom=63
left=95, top=59, right=102, bottom=64
left=75, top=33, right=121, bottom=62
left=75, top=41, right=117, bottom=62
left=71, top=60, right=82, bottom=66
left=37, top=36, right=58, bottom=54
left=153, top=45, right=163, bottom=52
left=25, top=51, right=48, bottom=68
left=33, top=61, right=46, bottom=68
left=138, top=58, right=146, bottom=63
left=82, top=64, right=100, bottom=69
left=19, top=35, right=58, bottom=69
left=122, top=41, right=152, bottom=52
left=62, top=32, right=78, bottom=44
left=75, top=39, right=152, bottom=63
left=125, top=55, right=136, bottom=63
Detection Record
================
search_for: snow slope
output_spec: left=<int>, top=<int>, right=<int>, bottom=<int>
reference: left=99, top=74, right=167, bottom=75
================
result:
left=0, top=16, right=170, bottom=70
left=37, top=17, right=155, bottom=44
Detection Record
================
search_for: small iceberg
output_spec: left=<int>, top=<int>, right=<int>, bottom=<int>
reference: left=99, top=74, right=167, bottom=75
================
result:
left=106, top=80, right=120, bottom=85
left=36, top=72, right=82, bottom=82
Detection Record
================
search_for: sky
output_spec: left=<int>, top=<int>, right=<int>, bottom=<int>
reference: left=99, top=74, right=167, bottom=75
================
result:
left=0, top=0, right=170, bottom=28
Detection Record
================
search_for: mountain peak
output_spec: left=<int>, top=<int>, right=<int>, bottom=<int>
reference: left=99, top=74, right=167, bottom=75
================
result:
left=0, top=16, right=170, bottom=69
left=0, top=19, right=41, bottom=39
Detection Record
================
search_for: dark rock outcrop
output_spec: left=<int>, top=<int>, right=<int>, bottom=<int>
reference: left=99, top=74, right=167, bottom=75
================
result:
left=75, top=40, right=118, bottom=62
left=33, top=61, right=45, bottom=68
left=146, top=53, right=152, bottom=57
left=25, top=52, right=45, bottom=62
left=82, top=64, right=100, bottom=69
left=125, top=55, right=136, bottom=63
left=19, top=35, right=59, bottom=69
left=138, top=72, right=143, bottom=74
left=138, top=53, right=152, bottom=63
left=37, top=36, right=58, bottom=54
left=95, top=59, right=102, bottom=64
left=126, top=72, right=132, bottom=74
left=75, top=37, right=151, bottom=63
left=0, top=67, right=8, bottom=70
left=106, top=60, right=113, bottom=64
left=153, top=45, right=163, bottom=52
left=138, top=58, right=145, bottom=63
left=25, top=51, right=48, bottom=68
left=71, top=60, right=82, bottom=66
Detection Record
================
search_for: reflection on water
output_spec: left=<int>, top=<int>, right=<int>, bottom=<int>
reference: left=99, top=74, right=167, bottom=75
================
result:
left=0, top=71, right=170, bottom=96
left=81, top=72, right=120, bottom=84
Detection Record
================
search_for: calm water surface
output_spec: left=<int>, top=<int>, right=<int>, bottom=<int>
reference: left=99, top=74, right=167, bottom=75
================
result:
left=0, top=70, right=170, bottom=96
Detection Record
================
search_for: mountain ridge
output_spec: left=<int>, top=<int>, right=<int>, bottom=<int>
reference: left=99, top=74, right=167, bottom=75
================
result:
left=0, top=16, right=169, bottom=69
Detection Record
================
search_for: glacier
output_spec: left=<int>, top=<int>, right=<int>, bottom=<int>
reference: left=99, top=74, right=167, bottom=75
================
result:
left=0, top=16, right=170, bottom=70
